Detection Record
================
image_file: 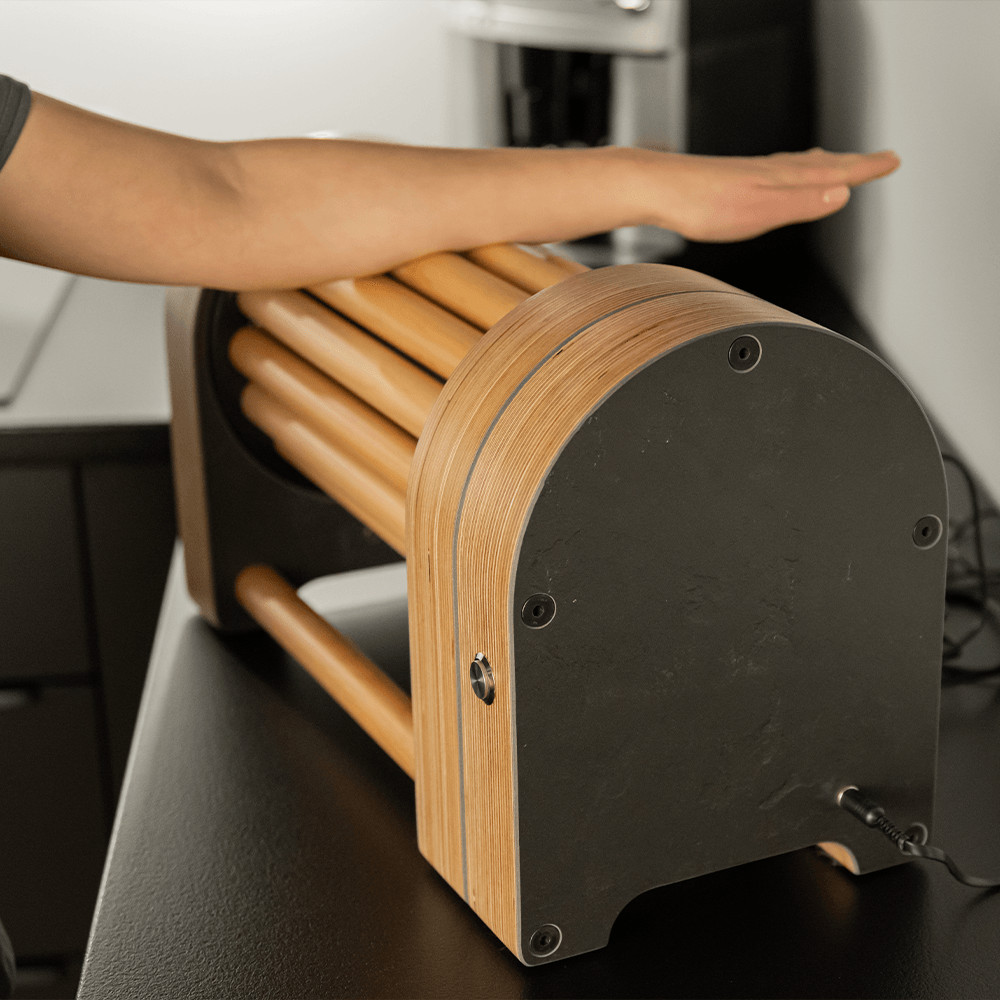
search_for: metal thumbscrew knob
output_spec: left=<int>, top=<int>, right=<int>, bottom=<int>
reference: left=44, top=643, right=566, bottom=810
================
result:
left=529, top=923, right=562, bottom=958
left=728, top=335, right=762, bottom=373
left=469, top=653, right=495, bottom=705
left=912, top=515, right=942, bottom=548
left=521, top=593, right=556, bottom=628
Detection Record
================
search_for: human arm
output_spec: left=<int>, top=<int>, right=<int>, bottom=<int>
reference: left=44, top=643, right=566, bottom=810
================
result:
left=0, top=89, right=899, bottom=291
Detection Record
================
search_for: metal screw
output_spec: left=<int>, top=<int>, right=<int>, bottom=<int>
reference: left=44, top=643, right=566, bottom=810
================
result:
left=529, top=923, right=562, bottom=958
left=728, top=334, right=762, bottom=373
left=521, top=593, right=556, bottom=628
left=912, top=515, right=942, bottom=548
left=470, top=653, right=495, bottom=705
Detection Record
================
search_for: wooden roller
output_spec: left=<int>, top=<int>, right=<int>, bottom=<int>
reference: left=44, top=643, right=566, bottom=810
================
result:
left=464, top=243, right=584, bottom=293
left=237, top=288, right=442, bottom=438
left=229, top=325, right=416, bottom=493
left=309, top=275, right=481, bottom=380
left=241, top=383, right=406, bottom=554
left=234, top=564, right=414, bottom=778
left=391, top=251, right=529, bottom=330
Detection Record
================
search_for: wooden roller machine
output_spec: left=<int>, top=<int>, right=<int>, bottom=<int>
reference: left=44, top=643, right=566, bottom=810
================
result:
left=166, top=242, right=947, bottom=965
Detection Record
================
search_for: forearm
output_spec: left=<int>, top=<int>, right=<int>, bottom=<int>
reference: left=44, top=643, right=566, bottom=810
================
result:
left=0, top=93, right=649, bottom=289
left=218, top=139, right=651, bottom=289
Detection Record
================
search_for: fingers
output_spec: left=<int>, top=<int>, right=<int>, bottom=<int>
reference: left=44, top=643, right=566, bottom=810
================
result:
left=693, top=180, right=853, bottom=242
left=824, top=149, right=900, bottom=186
left=857, top=149, right=901, bottom=182
left=766, top=148, right=900, bottom=189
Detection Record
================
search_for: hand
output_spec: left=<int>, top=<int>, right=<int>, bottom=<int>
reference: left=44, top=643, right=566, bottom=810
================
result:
left=641, top=147, right=901, bottom=242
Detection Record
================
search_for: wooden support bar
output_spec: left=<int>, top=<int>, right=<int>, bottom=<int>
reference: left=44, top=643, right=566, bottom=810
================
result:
left=464, top=243, right=582, bottom=294
left=241, top=383, right=406, bottom=554
left=310, top=275, right=482, bottom=380
left=391, top=252, right=529, bottom=331
left=235, top=564, right=415, bottom=778
left=237, top=289, right=442, bottom=439
left=229, top=326, right=416, bottom=493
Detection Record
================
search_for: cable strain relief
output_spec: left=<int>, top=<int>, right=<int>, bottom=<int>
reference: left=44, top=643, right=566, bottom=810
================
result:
left=838, top=787, right=886, bottom=827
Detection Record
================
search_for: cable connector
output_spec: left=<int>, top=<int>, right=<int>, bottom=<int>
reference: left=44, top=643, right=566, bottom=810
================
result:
left=838, top=787, right=911, bottom=848
left=837, top=786, right=1000, bottom=890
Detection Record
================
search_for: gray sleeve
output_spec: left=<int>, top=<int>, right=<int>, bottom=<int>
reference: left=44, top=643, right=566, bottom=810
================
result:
left=0, top=75, right=32, bottom=174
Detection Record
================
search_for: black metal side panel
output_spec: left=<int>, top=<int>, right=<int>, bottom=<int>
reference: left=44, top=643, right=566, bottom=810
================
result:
left=193, top=291, right=398, bottom=630
left=512, top=323, right=947, bottom=963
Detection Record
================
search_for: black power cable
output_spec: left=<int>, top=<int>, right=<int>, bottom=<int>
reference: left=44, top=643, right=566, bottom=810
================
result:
left=829, top=463, right=1000, bottom=897
left=838, top=787, right=1000, bottom=890
left=941, top=453, right=1000, bottom=681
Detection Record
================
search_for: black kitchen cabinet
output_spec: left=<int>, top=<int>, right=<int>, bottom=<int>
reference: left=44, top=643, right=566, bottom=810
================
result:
left=0, top=276, right=176, bottom=985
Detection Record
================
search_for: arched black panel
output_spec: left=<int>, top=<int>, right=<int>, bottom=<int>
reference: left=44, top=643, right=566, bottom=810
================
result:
left=512, top=323, right=946, bottom=963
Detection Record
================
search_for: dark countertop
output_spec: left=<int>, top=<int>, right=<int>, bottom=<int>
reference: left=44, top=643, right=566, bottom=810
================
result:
left=79, top=243, right=1000, bottom=998
left=79, top=548, right=1000, bottom=999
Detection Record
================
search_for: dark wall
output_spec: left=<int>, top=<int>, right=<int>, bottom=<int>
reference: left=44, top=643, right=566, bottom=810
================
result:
left=688, top=0, right=816, bottom=155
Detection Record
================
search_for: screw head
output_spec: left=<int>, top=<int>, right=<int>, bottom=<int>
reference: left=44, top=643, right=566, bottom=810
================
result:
left=521, top=593, right=556, bottom=628
left=912, top=515, right=942, bottom=548
left=529, top=923, right=562, bottom=958
left=728, top=334, right=762, bottom=373
left=469, top=653, right=495, bottom=705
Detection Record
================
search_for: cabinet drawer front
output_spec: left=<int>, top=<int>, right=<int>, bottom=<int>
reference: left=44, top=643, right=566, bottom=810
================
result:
left=0, top=685, right=107, bottom=957
left=0, top=466, right=90, bottom=681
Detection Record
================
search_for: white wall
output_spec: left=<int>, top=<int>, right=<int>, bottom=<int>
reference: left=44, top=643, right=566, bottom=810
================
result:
left=815, top=0, right=1000, bottom=502
left=0, top=0, right=451, bottom=144
left=8, top=0, right=996, bottom=499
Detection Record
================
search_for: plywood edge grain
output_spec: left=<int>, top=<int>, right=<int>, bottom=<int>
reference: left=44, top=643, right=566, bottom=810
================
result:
left=164, top=287, right=220, bottom=626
